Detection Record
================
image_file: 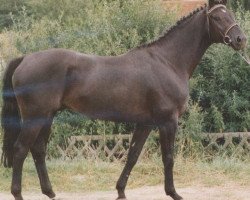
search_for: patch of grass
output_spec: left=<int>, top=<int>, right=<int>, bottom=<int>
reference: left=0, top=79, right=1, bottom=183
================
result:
left=1, top=156, right=250, bottom=193
left=197, top=157, right=250, bottom=187
left=174, top=156, right=250, bottom=188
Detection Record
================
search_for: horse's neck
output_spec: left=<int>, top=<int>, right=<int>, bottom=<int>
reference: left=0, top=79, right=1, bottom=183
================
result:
left=149, top=9, right=211, bottom=79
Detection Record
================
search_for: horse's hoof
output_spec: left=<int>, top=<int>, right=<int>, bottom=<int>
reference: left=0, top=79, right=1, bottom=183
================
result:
left=172, top=193, right=183, bottom=200
left=167, top=191, right=183, bottom=200
left=42, top=189, right=56, bottom=199
left=13, top=192, right=23, bottom=200
left=14, top=196, right=23, bottom=200
left=116, top=195, right=127, bottom=200
left=116, top=192, right=127, bottom=200
left=49, top=192, right=56, bottom=199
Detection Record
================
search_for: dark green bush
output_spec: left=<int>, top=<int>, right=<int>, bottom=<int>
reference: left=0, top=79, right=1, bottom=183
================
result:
left=11, top=0, right=174, bottom=55
left=229, top=0, right=250, bottom=10
left=0, top=0, right=29, bottom=31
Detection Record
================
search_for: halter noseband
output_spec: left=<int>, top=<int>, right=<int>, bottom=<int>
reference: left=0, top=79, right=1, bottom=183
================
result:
left=206, top=4, right=239, bottom=45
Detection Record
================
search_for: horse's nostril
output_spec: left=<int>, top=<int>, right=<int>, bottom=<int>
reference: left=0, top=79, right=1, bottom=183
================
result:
left=237, top=36, right=242, bottom=43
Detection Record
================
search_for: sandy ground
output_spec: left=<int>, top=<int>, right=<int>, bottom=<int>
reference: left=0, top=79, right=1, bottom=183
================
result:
left=1, top=185, right=250, bottom=200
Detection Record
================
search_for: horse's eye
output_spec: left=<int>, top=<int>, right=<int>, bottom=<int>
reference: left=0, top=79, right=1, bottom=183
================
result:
left=212, top=16, right=221, bottom=21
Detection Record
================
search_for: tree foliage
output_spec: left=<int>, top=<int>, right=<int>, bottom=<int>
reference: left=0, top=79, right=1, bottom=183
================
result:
left=0, top=0, right=29, bottom=31
left=229, top=0, right=250, bottom=10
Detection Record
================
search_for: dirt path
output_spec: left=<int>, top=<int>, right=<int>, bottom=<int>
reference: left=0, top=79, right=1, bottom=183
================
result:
left=1, top=185, right=249, bottom=200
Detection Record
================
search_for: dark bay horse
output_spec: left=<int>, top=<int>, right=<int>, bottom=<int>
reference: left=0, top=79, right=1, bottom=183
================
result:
left=1, top=0, right=247, bottom=200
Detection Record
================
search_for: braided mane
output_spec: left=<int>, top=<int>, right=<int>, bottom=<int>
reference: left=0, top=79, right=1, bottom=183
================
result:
left=137, top=4, right=208, bottom=49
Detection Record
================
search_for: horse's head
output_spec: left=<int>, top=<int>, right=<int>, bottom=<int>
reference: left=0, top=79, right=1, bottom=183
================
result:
left=207, top=0, right=247, bottom=50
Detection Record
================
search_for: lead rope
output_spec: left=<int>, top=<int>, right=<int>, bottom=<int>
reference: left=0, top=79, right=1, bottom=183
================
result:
left=206, top=6, right=211, bottom=39
left=238, top=49, right=250, bottom=65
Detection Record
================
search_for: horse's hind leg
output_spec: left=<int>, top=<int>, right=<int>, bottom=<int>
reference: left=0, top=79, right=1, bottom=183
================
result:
left=11, top=118, right=46, bottom=200
left=116, top=125, right=151, bottom=199
left=30, top=117, right=55, bottom=198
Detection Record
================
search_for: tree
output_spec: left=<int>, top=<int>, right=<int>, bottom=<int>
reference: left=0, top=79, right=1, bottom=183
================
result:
left=229, top=0, right=250, bottom=10
left=0, top=0, right=27, bottom=31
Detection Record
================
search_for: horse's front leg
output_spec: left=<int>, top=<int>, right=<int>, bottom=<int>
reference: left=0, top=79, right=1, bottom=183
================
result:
left=116, top=125, right=151, bottom=199
left=159, top=118, right=183, bottom=200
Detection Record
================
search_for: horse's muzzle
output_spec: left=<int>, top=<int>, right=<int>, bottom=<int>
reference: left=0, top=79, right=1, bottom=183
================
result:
left=231, top=34, right=247, bottom=51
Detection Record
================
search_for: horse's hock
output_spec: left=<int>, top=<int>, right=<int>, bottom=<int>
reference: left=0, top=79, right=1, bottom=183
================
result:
left=57, top=132, right=250, bottom=160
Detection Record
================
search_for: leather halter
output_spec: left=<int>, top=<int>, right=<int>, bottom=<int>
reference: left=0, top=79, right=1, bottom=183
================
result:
left=206, top=4, right=239, bottom=45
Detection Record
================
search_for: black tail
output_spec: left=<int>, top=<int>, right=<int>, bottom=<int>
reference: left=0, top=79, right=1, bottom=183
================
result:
left=1, top=56, right=24, bottom=168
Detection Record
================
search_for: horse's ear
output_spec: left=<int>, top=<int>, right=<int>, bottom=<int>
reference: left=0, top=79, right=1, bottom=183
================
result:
left=209, top=0, right=227, bottom=7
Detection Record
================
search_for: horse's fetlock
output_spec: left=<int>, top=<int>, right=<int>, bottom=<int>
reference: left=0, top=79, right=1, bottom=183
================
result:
left=11, top=186, right=21, bottom=196
left=165, top=186, right=176, bottom=195
left=116, top=183, right=125, bottom=191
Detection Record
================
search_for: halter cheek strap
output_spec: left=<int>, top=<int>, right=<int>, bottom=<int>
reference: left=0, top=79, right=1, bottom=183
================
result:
left=207, top=4, right=226, bottom=14
left=206, top=4, right=239, bottom=45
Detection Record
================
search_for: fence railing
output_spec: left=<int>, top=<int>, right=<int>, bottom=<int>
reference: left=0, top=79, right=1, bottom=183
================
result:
left=57, top=132, right=250, bottom=160
left=57, top=134, right=132, bottom=161
left=202, top=132, right=250, bottom=149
